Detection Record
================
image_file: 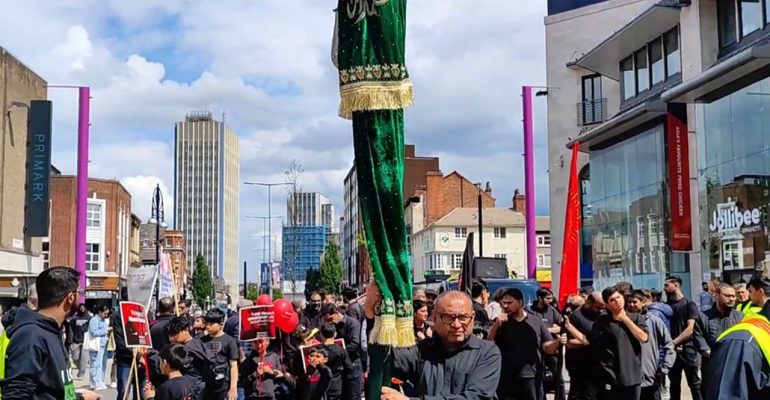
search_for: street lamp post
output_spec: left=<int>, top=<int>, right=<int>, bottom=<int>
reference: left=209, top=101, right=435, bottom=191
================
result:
left=243, top=182, right=291, bottom=269
left=246, top=215, right=284, bottom=289
left=149, top=184, right=168, bottom=310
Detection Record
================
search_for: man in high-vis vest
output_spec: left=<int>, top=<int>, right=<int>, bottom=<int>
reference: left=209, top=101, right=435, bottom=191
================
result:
left=736, top=277, right=769, bottom=318
left=704, top=277, right=770, bottom=399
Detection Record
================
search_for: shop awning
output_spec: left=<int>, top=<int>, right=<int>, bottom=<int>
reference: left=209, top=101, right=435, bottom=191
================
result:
left=662, top=42, right=770, bottom=103
left=567, top=1, right=681, bottom=80
left=567, top=99, right=668, bottom=151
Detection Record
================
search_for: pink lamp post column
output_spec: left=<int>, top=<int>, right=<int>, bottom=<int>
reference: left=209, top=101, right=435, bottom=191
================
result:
left=75, top=87, right=90, bottom=296
left=522, top=86, right=537, bottom=279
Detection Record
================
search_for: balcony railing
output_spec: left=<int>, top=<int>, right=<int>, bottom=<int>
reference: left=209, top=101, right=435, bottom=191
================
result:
left=576, top=98, right=607, bottom=126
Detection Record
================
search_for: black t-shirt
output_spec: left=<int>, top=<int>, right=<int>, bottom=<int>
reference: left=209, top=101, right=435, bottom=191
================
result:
left=493, top=312, right=552, bottom=385
left=529, top=302, right=563, bottom=338
left=152, top=375, right=197, bottom=400
left=201, top=334, right=240, bottom=394
left=668, top=296, right=700, bottom=364
left=241, top=350, right=283, bottom=399
left=565, top=307, right=598, bottom=371
left=321, top=343, right=352, bottom=398
left=473, top=302, right=491, bottom=327
left=588, top=312, right=648, bottom=387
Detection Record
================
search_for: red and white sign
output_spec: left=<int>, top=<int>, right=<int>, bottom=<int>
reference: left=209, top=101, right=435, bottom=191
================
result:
left=667, top=111, right=692, bottom=252
left=239, top=305, right=275, bottom=342
left=120, top=301, right=152, bottom=348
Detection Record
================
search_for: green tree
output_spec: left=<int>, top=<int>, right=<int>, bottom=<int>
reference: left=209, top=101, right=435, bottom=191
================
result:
left=246, top=284, right=259, bottom=301
left=271, top=288, right=284, bottom=300
left=192, top=254, right=213, bottom=309
left=319, top=241, right=343, bottom=295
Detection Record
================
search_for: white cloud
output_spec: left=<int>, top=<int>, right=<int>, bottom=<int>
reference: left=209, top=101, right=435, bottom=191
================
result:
left=120, top=176, right=174, bottom=223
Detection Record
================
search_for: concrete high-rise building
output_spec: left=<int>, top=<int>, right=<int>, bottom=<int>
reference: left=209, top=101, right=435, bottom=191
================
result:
left=287, top=192, right=335, bottom=230
left=174, top=111, right=240, bottom=302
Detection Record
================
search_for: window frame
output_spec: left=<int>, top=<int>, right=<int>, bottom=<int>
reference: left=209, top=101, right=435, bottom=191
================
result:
left=618, top=26, right=681, bottom=102
left=493, top=227, right=507, bottom=239
left=717, top=0, right=770, bottom=52
left=581, top=74, right=603, bottom=125
left=86, top=202, right=102, bottom=228
left=454, top=227, right=468, bottom=239
left=537, top=235, right=552, bottom=247
left=85, top=243, right=101, bottom=272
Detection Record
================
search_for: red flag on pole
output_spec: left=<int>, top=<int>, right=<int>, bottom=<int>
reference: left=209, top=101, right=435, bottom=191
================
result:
left=558, top=142, right=582, bottom=310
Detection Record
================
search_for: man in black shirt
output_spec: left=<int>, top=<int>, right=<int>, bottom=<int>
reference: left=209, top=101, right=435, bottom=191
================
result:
left=66, top=304, right=91, bottom=379
left=565, top=291, right=605, bottom=400
left=168, top=315, right=211, bottom=399
left=202, top=309, right=240, bottom=400
left=471, top=281, right=491, bottom=327
left=490, top=287, right=564, bottom=400
left=343, top=288, right=364, bottom=322
left=321, top=303, right=363, bottom=400
left=567, top=285, right=648, bottom=400
left=150, top=297, right=176, bottom=352
left=664, top=275, right=702, bottom=400
left=530, top=288, right=565, bottom=400
left=302, top=291, right=324, bottom=330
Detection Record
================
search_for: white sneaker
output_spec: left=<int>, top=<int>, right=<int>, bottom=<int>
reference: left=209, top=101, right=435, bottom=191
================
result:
left=110, top=382, right=117, bottom=389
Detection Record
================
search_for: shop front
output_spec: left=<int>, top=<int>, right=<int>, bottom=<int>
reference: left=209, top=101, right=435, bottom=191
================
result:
left=85, top=275, right=120, bottom=310
left=697, top=77, right=770, bottom=284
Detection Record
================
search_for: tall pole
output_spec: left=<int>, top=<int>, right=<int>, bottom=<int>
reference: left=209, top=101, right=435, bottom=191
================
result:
left=523, top=86, right=537, bottom=279
left=243, top=261, right=247, bottom=298
left=74, top=87, right=90, bottom=298
left=268, top=185, right=272, bottom=265
left=478, top=187, right=483, bottom=257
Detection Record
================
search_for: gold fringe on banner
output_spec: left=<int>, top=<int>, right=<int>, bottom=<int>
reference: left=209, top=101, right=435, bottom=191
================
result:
left=369, top=315, right=416, bottom=347
left=339, top=81, right=413, bottom=119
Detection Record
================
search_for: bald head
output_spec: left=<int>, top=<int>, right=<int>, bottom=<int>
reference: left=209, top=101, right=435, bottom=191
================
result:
left=435, top=291, right=473, bottom=313
left=584, top=291, right=605, bottom=316
left=158, top=297, right=175, bottom=315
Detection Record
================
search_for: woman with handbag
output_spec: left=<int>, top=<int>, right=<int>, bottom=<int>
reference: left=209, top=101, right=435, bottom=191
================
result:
left=87, top=305, right=112, bottom=391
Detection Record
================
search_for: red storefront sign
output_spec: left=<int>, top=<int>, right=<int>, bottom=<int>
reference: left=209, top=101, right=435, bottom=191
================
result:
left=667, top=111, right=692, bottom=251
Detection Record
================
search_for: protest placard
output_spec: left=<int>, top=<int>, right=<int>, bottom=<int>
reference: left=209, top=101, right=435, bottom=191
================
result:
left=120, top=301, right=152, bottom=348
left=239, top=305, right=275, bottom=341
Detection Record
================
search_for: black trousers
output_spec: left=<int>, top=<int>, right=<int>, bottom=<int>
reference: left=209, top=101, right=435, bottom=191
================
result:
left=499, top=377, right=543, bottom=400
left=546, top=355, right=566, bottom=400
left=567, top=368, right=598, bottom=400
left=640, top=376, right=663, bottom=400
left=598, top=384, right=641, bottom=400
left=668, top=358, right=702, bottom=400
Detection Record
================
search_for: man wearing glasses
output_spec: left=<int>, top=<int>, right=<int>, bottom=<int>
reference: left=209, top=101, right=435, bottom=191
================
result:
left=0, top=266, right=100, bottom=400
left=381, top=290, right=501, bottom=400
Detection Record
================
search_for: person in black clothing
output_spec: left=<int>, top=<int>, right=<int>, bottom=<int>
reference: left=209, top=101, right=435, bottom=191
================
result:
left=664, top=275, right=702, bottom=400
left=565, top=291, right=605, bottom=400
left=567, top=286, right=649, bottom=400
left=700, top=283, right=742, bottom=398
left=297, top=347, right=333, bottom=400
left=489, top=287, right=564, bottom=400
left=167, top=316, right=211, bottom=400
left=151, top=297, right=177, bottom=351
left=144, top=344, right=198, bottom=400
left=241, top=338, right=285, bottom=399
left=201, top=308, right=240, bottom=400
left=413, top=300, right=433, bottom=341
left=319, top=323, right=355, bottom=400
left=321, top=303, right=362, bottom=400
left=66, top=303, right=91, bottom=379
left=113, top=305, right=146, bottom=400
left=0, top=266, right=100, bottom=400
left=471, top=281, right=491, bottom=327
left=530, top=288, right=565, bottom=400
left=302, top=292, right=324, bottom=330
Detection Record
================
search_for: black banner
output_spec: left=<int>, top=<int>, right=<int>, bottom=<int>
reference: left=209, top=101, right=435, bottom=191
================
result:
left=24, top=100, right=52, bottom=237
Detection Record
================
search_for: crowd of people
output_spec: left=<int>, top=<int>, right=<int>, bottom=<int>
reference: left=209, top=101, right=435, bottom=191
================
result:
left=0, top=266, right=769, bottom=400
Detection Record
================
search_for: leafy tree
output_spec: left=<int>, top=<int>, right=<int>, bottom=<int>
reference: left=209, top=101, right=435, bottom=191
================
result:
left=192, top=254, right=213, bottom=309
left=246, top=284, right=259, bottom=301
left=319, top=241, right=343, bottom=295
left=271, top=288, right=284, bottom=301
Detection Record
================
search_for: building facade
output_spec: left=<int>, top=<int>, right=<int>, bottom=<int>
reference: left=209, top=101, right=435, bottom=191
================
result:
left=281, top=226, right=327, bottom=289
left=536, top=216, right=553, bottom=285
left=546, top=0, right=770, bottom=298
left=163, top=230, right=187, bottom=296
left=410, top=208, right=527, bottom=280
left=0, top=48, right=47, bottom=302
left=48, top=177, right=131, bottom=305
left=174, top=111, right=240, bottom=302
left=287, top=192, right=335, bottom=230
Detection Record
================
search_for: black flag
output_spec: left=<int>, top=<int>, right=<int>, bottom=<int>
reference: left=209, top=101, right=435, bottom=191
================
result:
left=458, top=232, right=475, bottom=296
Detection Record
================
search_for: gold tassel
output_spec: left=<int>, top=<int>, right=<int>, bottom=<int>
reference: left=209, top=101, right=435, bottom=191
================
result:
left=395, top=317, right=415, bottom=347
left=339, top=81, right=414, bottom=119
left=370, top=314, right=398, bottom=346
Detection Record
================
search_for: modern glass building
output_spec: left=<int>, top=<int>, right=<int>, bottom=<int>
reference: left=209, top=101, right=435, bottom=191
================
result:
left=281, top=226, right=327, bottom=283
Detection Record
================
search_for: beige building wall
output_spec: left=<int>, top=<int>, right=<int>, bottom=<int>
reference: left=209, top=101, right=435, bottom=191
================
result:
left=0, top=48, right=46, bottom=276
left=545, top=0, right=655, bottom=295
left=223, top=126, right=239, bottom=302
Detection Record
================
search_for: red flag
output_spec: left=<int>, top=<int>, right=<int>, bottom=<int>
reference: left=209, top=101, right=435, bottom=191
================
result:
left=558, top=142, right=582, bottom=310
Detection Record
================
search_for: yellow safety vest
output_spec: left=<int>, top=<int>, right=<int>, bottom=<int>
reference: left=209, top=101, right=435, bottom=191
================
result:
left=718, top=316, right=770, bottom=363
left=0, top=329, right=8, bottom=399
left=737, top=302, right=763, bottom=319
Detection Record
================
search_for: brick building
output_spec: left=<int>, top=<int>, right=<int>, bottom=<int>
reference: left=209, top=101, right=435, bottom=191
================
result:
left=0, top=48, right=47, bottom=303
left=48, top=176, right=132, bottom=306
left=163, top=230, right=187, bottom=296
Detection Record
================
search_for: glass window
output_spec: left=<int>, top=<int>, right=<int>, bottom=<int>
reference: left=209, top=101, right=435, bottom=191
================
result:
left=454, top=227, right=467, bottom=239
left=621, top=56, right=635, bottom=100
left=537, top=235, right=551, bottom=246
left=495, top=254, right=507, bottom=260
left=582, top=75, right=603, bottom=124
left=649, top=38, right=665, bottom=85
left=741, top=0, right=762, bottom=37
left=86, top=203, right=102, bottom=228
left=665, top=28, right=681, bottom=77
left=451, top=253, right=463, bottom=269
left=635, top=48, right=650, bottom=92
left=718, top=0, right=738, bottom=48
left=494, top=227, right=507, bottom=238
left=86, top=243, right=100, bottom=272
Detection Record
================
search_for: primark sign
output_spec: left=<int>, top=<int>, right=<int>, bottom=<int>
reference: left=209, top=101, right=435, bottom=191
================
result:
left=709, top=200, right=763, bottom=239
left=24, top=101, right=52, bottom=237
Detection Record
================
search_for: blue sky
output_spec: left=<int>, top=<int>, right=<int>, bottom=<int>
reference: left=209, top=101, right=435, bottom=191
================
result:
left=0, top=0, right=550, bottom=282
